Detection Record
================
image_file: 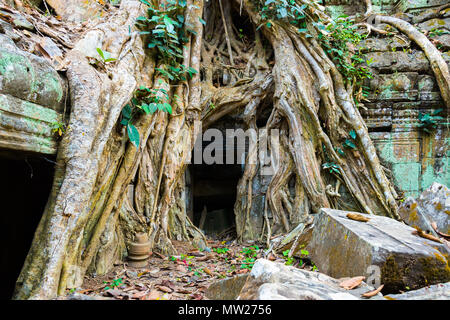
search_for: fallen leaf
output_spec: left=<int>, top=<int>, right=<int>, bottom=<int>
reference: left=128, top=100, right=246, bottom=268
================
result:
left=176, top=288, right=192, bottom=294
left=188, top=251, right=205, bottom=257
left=339, top=276, right=365, bottom=290
left=131, top=291, right=149, bottom=299
left=190, top=293, right=203, bottom=300
left=104, top=289, right=130, bottom=299
left=143, top=290, right=161, bottom=300
left=203, top=267, right=213, bottom=276
left=176, top=265, right=188, bottom=273
left=156, top=285, right=173, bottom=293
left=197, top=286, right=207, bottom=292
left=361, top=284, right=384, bottom=298
left=412, top=227, right=442, bottom=243
left=153, top=252, right=166, bottom=259
left=237, top=269, right=249, bottom=274
left=346, top=213, right=370, bottom=222
left=431, top=221, right=450, bottom=240
left=197, top=254, right=213, bottom=262
left=267, top=253, right=277, bottom=261
left=161, top=280, right=176, bottom=290
left=149, top=268, right=160, bottom=274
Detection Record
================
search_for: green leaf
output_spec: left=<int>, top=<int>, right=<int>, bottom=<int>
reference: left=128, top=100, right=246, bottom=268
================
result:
left=96, top=48, right=105, bottom=60
left=141, top=103, right=150, bottom=114
left=344, top=139, right=356, bottom=149
left=349, top=129, right=356, bottom=139
left=122, top=104, right=132, bottom=120
left=163, top=103, right=172, bottom=114
left=164, top=15, right=175, bottom=34
left=127, top=124, right=140, bottom=148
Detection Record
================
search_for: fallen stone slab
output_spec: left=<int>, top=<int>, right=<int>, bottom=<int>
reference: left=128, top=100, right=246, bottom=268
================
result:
left=308, top=208, right=450, bottom=294
left=399, top=182, right=450, bottom=236
left=237, top=259, right=383, bottom=300
left=384, top=282, right=450, bottom=300
left=205, top=274, right=249, bottom=300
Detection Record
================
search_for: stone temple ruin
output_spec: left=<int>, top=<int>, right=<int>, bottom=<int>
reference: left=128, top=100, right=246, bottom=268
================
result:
left=0, top=0, right=448, bottom=300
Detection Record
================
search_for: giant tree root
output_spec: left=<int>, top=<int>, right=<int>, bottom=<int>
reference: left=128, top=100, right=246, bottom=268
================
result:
left=13, top=0, right=450, bottom=299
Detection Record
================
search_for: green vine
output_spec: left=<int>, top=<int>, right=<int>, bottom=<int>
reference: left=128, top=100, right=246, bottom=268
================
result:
left=318, top=16, right=373, bottom=91
left=121, top=0, right=201, bottom=147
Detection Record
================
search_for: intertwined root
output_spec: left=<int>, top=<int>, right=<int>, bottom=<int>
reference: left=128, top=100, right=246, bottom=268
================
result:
left=15, top=0, right=450, bottom=299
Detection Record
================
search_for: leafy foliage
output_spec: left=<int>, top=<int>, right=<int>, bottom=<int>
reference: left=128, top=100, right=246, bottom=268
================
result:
left=252, top=0, right=308, bottom=31
left=121, top=0, right=201, bottom=147
left=418, top=109, right=444, bottom=133
left=103, top=278, right=123, bottom=290
left=343, top=129, right=357, bottom=149
left=240, top=245, right=259, bottom=270
left=322, top=162, right=340, bottom=175
left=96, top=48, right=117, bottom=64
left=136, top=0, right=198, bottom=81
left=319, top=16, right=372, bottom=86
left=51, top=121, right=66, bottom=137
left=282, top=246, right=309, bottom=266
left=213, top=247, right=230, bottom=255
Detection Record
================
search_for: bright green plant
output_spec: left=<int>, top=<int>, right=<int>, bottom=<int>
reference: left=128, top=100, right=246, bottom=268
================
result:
left=51, top=121, right=66, bottom=137
left=240, top=245, right=259, bottom=269
left=241, top=257, right=256, bottom=269
left=241, top=245, right=259, bottom=257
left=213, top=247, right=229, bottom=254
left=282, top=250, right=295, bottom=266
left=103, top=278, right=123, bottom=290
left=428, top=28, right=449, bottom=38
left=96, top=48, right=117, bottom=64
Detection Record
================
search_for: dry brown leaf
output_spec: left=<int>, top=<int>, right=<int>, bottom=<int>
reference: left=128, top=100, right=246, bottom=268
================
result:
left=346, top=213, right=370, bottom=222
left=188, top=251, right=205, bottom=257
left=156, top=285, right=173, bottom=293
left=190, top=293, right=203, bottom=300
left=196, top=254, right=213, bottom=262
left=153, top=252, right=166, bottom=259
left=431, top=222, right=450, bottom=240
left=203, top=267, right=213, bottom=276
left=176, top=265, right=188, bottom=273
left=176, top=288, right=192, bottom=294
left=361, top=284, right=384, bottom=298
left=267, top=253, right=277, bottom=261
left=143, top=290, right=161, bottom=300
left=131, top=290, right=148, bottom=299
left=412, top=227, right=442, bottom=243
left=237, top=269, right=249, bottom=274
left=339, top=276, right=365, bottom=290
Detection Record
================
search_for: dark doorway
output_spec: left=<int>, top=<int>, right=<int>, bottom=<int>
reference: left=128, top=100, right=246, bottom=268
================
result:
left=0, top=150, right=55, bottom=300
left=189, top=162, right=242, bottom=236
left=187, top=119, right=245, bottom=237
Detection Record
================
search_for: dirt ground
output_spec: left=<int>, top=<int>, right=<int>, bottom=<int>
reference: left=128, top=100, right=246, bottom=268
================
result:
left=64, top=236, right=313, bottom=300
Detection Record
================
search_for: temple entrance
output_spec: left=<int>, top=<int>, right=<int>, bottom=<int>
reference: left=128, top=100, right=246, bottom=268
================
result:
left=0, top=150, right=55, bottom=299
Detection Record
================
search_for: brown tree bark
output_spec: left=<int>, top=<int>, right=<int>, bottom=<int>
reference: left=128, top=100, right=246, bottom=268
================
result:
left=13, top=0, right=449, bottom=299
